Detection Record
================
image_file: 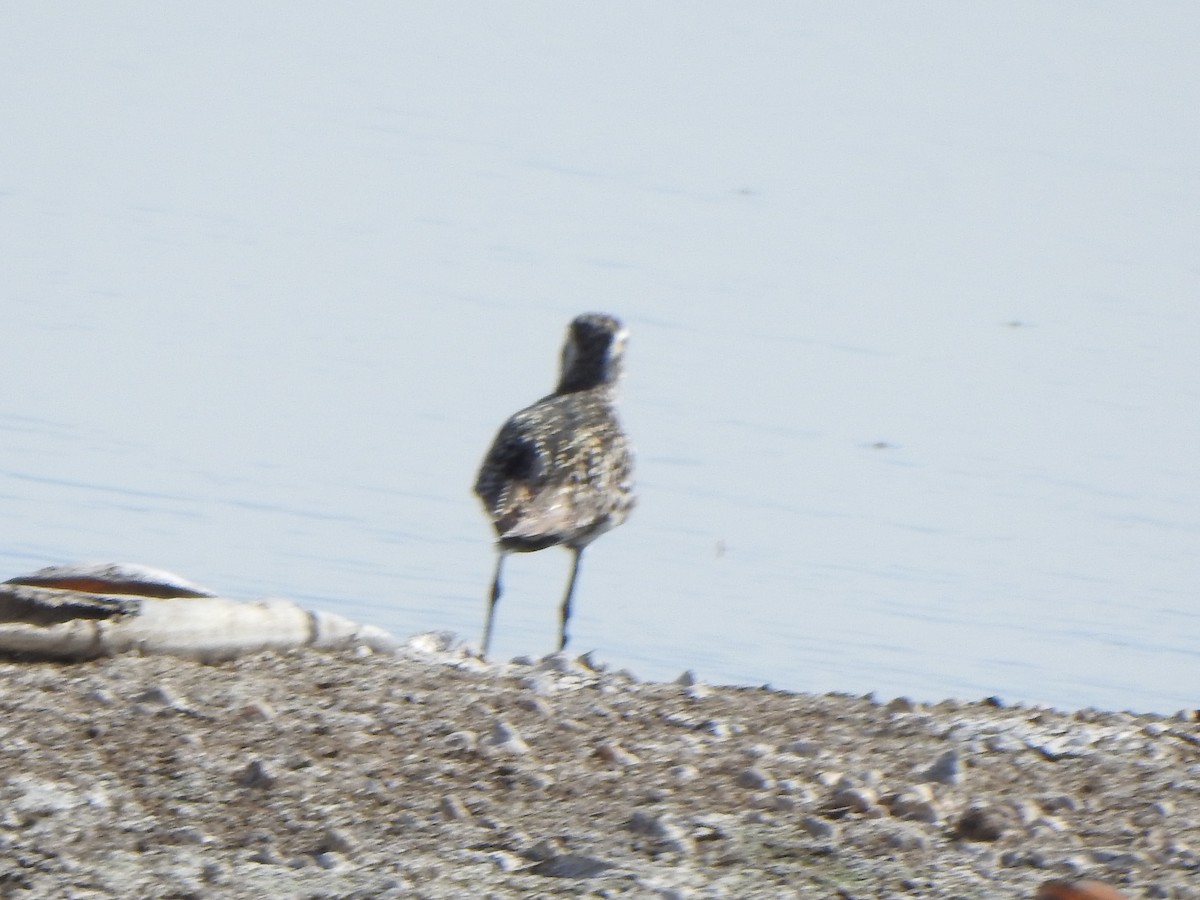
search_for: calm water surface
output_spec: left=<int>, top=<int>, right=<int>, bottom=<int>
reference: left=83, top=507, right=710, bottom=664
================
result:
left=3, top=4, right=1198, bottom=713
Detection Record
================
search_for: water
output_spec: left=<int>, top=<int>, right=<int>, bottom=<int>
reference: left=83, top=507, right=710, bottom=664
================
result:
left=3, top=3, right=1198, bottom=714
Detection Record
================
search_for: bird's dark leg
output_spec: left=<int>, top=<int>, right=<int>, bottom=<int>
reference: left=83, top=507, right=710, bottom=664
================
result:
left=482, top=551, right=506, bottom=658
left=558, top=546, right=583, bottom=652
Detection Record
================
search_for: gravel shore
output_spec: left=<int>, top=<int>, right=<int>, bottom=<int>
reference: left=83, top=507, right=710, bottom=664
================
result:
left=1, top=635, right=1196, bottom=898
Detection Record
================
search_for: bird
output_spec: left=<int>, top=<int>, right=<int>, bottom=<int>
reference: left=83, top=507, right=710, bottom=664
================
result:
left=473, top=312, right=635, bottom=657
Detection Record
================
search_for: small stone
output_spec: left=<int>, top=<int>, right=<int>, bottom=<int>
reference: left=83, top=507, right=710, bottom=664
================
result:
left=488, top=851, right=523, bottom=872
left=801, top=815, right=837, bottom=840
left=702, top=719, right=732, bottom=738
left=405, top=631, right=453, bottom=654
left=782, top=739, right=820, bottom=758
left=486, top=721, right=530, bottom=755
left=881, top=821, right=930, bottom=850
left=318, top=827, right=356, bottom=855
left=522, top=838, right=563, bottom=861
left=922, top=749, right=961, bottom=785
left=735, top=767, right=773, bottom=790
left=439, top=794, right=472, bottom=821
left=888, top=785, right=940, bottom=823
left=529, top=853, right=614, bottom=878
left=538, top=652, right=577, bottom=673
left=1143, top=722, right=1168, bottom=737
left=235, top=701, right=276, bottom=722
left=954, top=804, right=1010, bottom=842
left=516, top=696, right=551, bottom=715
left=1089, top=848, right=1145, bottom=868
left=670, top=765, right=699, bottom=784
left=238, top=759, right=277, bottom=789
left=247, top=845, right=284, bottom=865
left=1041, top=796, right=1080, bottom=816
left=825, top=786, right=878, bottom=815
left=444, top=731, right=478, bottom=753
left=886, top=696, right=916, bottom=713
left=675, top=670, right=699, bottom=687
left=595, top=741, right=640, bottom=766
left=134, top=684, right=181, bottom=707
left=314, top=851, right=347, bottom=871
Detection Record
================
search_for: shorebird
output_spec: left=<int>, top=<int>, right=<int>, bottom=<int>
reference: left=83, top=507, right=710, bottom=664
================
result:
left=474, top=312, right=635, bottom=657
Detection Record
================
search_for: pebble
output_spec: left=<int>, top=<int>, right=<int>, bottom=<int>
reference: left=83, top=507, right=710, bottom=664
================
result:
left=675, top=670, right=699, bottom=687
left=825, top=786, right=878, bottom=815
left=318, top=826, right=356, bottom=855
left=314, top=851, right=348, bottom=871
left=134, top=683, right=182, bottom=707
left=516, top=695, right=551, bottom=715
left=237, top=759, right=277, bottom=789
left=888, top=785, right=940, bottom=823
left=627, top=810, right=690, bottom=854
left=669, top=765, right=699, bottom=784
left=439, top=794, right=472, bottom=821
left=486, top=721, right=530, bottom=755
left=444, top=730, right=478, bottom=753
left=594, top=740, right=640, bottom=766
left=922, top=749, right=961, bottom=785
left=800, top=814, right=837, bottom=840
left=954, top=804, right=1010, bottom=842
left=528, top=853, right=614, bottom=878
left=538, top=652, right=579, bottom=674
left=782, top=739, right=821, bottom=757
left=879, top=821, right=930, bottom=851
left=235, top=701, right=276, bottom=722
left=735, top=767, right=773, bottom=790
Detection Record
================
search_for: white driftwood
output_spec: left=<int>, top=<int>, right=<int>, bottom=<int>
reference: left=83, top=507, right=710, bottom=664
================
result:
left=0, top=584, right=398, bottom=662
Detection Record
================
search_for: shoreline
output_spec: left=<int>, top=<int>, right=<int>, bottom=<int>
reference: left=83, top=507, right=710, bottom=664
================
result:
left=0, top=635, right=1195, bottom=898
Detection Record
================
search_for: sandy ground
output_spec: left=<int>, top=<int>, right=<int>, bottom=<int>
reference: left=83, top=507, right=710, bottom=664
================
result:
left=0, top=635, right=1196, bottom=899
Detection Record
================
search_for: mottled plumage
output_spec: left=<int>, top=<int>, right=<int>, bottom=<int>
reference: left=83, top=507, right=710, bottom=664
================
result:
left=474, top=313, right=635, bottom=655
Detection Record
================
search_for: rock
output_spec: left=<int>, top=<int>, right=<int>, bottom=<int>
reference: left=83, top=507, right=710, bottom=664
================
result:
left=538, top=652, right=579, bottom=674
left=516, top=695, right=551, bottom=715
left=314, top=851, right=348, bottom=871
left=801, top=815, right=837, bottom=840
left=887, top=696, right=916, bottom=713
left=444, top=730, right=478, bottom=753
left=670, top=765, right=699, bottom=784
left=954, top=804, right=1010, bottom=842
left=879, top=820, right=930, bottom=851
left=486, top=721, right=530, bottom=755
left=238, top=759, right=277, bottom=789
left=439, top=794, right=472, bottom=821
left=318, top=827, right=356, bottom=855
left=782, top=739, right=821, bottom=757
left=824, top=786, right=879, bottom=816
left=735, top=767, right=773, bottom=790
left=888, top=784, right=941, bottom=823
left=627, top=810, right=691, bottom=854
left=133, top=683, right=184, bottom=707
left=922, top=749, right=961, bottom=785
left=594, top=740, right=640, bottom=766
left=528, top=853, right=614, bottom=878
